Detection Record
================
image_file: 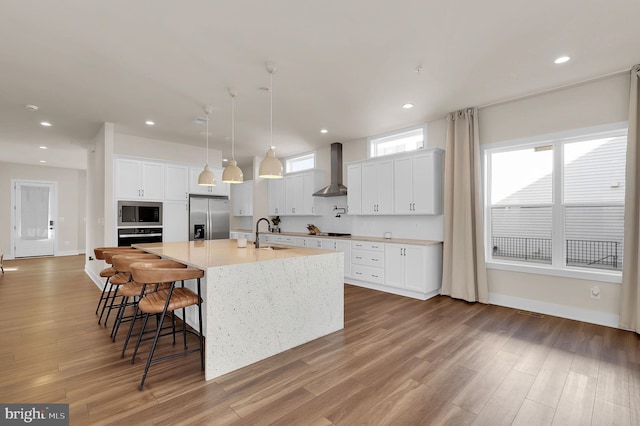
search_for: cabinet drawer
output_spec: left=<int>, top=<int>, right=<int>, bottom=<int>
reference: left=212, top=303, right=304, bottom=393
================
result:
left=352, top=249, right=384, bottom=267
left=351, top=240, right=384, bottom=252
left=351, top=264, right=384, bottom=284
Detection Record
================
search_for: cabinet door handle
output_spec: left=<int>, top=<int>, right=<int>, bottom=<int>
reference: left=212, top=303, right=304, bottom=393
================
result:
left=372, top=274, right=379, bottom=278
left=355, top=256, right=362, bottom=260
left=142, top=189, right=144, bottom=197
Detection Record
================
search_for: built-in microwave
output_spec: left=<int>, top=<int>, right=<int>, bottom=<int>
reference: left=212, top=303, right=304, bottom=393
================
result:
left=117, top=201, right=163, bottom=227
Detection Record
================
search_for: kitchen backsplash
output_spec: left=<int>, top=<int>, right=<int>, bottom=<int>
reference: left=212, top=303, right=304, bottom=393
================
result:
left=264, top=196, right=444, bottom=241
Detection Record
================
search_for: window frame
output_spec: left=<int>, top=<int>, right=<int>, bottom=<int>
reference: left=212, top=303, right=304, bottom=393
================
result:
left=284, top=151, right=316, bottom=174
left=368, top=124, right=427, bottom=159
left=482, top=122, right=627, bottom=283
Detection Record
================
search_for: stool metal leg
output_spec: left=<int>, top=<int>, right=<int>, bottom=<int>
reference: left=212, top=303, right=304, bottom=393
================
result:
left=138, top=284, right=176, bottom=390
left=95, top=276, right=111, bottom=315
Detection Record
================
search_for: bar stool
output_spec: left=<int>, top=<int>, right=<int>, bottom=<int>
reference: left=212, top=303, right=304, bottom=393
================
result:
left=100, top=252, right=159, bottom=326
left=110, top=258, right=186, bottom=342
left=94, top=247, right=138, bottom=316
left=129, top=263, right=204, bottom=389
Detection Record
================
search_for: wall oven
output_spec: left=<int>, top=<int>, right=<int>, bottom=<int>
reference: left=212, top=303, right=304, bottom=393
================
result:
left=117, top=201, right=162, bottom=227
left=117, top=227, right=163, bottom=247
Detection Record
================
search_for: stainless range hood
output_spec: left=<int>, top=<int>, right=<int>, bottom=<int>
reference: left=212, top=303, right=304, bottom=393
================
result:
left=313, top=142, right=347, bottom=197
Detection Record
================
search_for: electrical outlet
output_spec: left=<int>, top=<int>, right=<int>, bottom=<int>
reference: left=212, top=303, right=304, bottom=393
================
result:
left=590, top=286, right=601, bottom=299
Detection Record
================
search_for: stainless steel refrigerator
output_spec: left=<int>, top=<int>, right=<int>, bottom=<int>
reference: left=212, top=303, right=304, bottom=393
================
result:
left=188, top=195, right=230, bottom=241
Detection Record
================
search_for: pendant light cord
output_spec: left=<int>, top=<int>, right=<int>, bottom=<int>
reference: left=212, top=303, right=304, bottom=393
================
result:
left=270, top=71, right=273, bottom=149
left=231, top=95, right=235, bottom=160
left=205, top=111, right=210, bottom=166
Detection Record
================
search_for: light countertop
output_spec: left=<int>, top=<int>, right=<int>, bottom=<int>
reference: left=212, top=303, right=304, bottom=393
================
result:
left=133, top=239, right=333, bottom=270
left=256, top=230, right=442, bottom=246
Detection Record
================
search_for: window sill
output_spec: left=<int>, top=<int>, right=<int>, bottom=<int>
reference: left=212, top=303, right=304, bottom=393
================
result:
left=486, top=261, right=622, bottom=283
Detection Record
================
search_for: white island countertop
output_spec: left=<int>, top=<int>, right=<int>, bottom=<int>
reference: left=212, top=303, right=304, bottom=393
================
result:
left=134, top=239, right=334, bottom=268
left=133, top=239, right=344, bottom=380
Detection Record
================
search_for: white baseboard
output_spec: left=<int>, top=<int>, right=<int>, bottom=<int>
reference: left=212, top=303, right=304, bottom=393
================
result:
left=56, top=250, right=84, bottom=257
left=85, top=266, right=105, bottom=290
left=489, top=292, right=620, bottom=329
left=344, top=278, right=439, bottom=301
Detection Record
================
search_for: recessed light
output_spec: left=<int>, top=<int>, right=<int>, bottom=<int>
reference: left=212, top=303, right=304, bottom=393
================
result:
left=222, top=158, right=228, bottom=162
left=39, top=160, right=46, bottom=163
left=320, top=129, right=328, bottom=134
left=40, top=121, right=52, bottom=127
left=25, top=104, right=39, bottom=112
left=554, top=56, right=570, bottom=64
left=402, top=103, right=414, bottom=109
left=145, top=120, right=155, bottom=126
left=39, top=146, right=48, bottom=149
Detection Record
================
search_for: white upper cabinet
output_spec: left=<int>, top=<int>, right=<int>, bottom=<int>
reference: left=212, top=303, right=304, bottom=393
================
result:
left=231, top=180, right=253, bottom=217
left=268, top=179, right=286, bottom=215
left=285, top=173, right=303, bottom=215
left=346, top=163, right=362, bottom=215
left=165, top=164, right=189, bottom=201
left=394, top=150, right=443, bottom=215
left=302, top=171, right=323, bottom=215
left=115, top=159, right=164, bottom=200
left=163, top=201, right=188, bottom=242
left=361, top=158, right=393, bottom=215
left=346, top=148, right=443, bottom=216
left=281, top=170, right=324, bottom=216
left=188, top=166, right=229, bottom=197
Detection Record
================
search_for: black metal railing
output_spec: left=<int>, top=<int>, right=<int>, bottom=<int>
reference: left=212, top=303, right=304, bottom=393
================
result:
left=566, top=239, right=620, bottom=270
left=491, top=236, right=622, bottom=271
left=491, top=236, right=552, bottom=263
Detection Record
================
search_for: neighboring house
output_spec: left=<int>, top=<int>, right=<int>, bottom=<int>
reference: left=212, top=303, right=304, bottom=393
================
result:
left=491, top=136, right=626, bottom=270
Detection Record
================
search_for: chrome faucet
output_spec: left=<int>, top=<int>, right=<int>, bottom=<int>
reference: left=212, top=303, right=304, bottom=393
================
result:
left=255, top=217, right=271, bottom=248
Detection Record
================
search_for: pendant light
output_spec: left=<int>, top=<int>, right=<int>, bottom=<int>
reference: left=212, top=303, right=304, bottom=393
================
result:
left=198, top=106, right=216, bottom=186
left=222, top=89, right=244, bottom=183
left=258, top=63, right=284, bottom=179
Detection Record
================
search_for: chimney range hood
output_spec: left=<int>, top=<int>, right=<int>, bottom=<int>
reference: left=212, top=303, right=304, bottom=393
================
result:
left=313, top=142, right=347, bottom=197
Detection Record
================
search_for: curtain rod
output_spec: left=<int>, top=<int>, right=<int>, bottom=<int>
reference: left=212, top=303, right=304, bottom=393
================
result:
left=477, top=68, right=630, bottom=110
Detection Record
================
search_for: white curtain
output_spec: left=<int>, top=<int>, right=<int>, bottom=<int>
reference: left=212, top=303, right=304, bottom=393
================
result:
left=20, top=186, right=49, bottom=239
left=619, top=65, right=640, bottom=333
left=441, top=108, right=489, bottom=303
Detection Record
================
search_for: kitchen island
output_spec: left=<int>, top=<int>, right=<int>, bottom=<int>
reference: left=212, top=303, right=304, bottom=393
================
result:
left=133, top=239, right=344, bottom=380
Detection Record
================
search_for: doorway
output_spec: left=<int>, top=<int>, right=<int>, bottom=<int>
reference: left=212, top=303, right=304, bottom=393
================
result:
left=12, top=180, right=57, bottom=258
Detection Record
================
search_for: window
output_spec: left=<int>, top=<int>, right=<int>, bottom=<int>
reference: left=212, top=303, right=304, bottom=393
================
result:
left=485, top=126, right=627, bottom=275
left=368, top=125, right=425, bottom=158
left=285, top=152, right=315, bottom=173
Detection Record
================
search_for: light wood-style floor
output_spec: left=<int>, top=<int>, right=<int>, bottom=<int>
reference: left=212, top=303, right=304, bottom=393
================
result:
left=1, top=255, right=639, bottom=425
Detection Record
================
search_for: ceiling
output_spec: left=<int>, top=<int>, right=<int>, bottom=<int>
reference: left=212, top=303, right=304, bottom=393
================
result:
left=1, top=0, right=639, bottom=170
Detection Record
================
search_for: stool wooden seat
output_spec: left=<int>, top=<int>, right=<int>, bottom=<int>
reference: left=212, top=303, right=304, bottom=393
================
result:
left=94, top=247, right=139, bottom=316
left=110, top=259, right=184, bottom=341
left=99, top=252, right=159, bottom=326
left=129, top=264, right=204, bottom=389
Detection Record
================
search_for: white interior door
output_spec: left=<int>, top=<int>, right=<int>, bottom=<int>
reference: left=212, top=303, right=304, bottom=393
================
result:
left=14, top=181, right=56, bottom=258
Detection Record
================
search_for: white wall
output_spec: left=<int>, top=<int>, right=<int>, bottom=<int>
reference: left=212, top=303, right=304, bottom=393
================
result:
left=0, top=161, right=86, bottom=258
left=478, top=73, right=630, bottom=327
left=85, top=123, right=110, bottom=280
left=114, top=133, right=222, bottom=166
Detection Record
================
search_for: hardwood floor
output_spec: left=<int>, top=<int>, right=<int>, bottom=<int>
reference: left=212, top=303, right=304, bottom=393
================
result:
left=1, top=255, right=639, bottom=425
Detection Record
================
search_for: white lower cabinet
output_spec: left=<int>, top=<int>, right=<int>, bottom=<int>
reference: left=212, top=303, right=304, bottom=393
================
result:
left=351, top=241, right=385, bottom=284
left=384, top=243, right=442, bottom=297
left=230, top=231, right=255, bottom=242
left=347, top=240, right=442, bottom=300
